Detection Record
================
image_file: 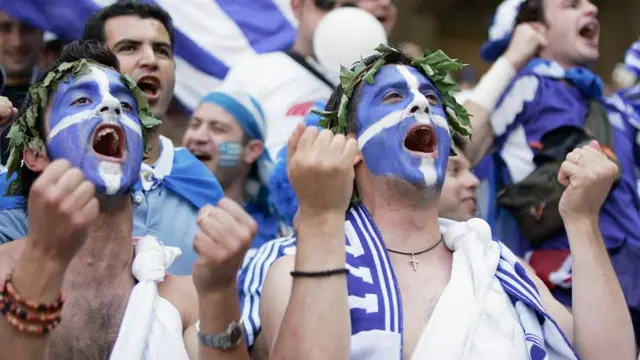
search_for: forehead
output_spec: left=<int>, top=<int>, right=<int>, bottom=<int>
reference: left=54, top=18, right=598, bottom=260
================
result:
left=193, top=103, right=241, bottom=127
left=366, top=64, right=436, bottom=91
left=103, top=15, right=171, bottom=46
left=58, top=64, right=125, bottom=89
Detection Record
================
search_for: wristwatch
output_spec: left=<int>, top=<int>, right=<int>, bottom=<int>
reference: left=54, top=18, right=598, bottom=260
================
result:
left=197, top=320, right=244, bottom=350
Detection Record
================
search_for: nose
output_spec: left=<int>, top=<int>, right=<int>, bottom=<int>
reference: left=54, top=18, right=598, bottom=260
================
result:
left=462, top=169, right=480, bottom=191
left=98, top=97, right=122, bottom=116
left=584, top=0, right=598, bottom=16
left=138, top=44, right=159, bottom=70
left=409, top=93, right=430, bottom=115
left=186, top=123, right=210, bottom=145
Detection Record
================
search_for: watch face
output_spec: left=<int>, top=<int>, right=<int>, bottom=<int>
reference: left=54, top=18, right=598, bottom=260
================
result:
left=228, top=322, right=243, bottom=344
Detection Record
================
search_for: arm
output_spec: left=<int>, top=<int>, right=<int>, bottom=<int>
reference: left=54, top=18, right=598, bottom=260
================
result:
left=0, top=244, right=67, bottom=360
left=565, top=217, right=635, bottom=359
left=269, top=212, right=350, bottom=360
left=462, top=23, right=547, bottom=166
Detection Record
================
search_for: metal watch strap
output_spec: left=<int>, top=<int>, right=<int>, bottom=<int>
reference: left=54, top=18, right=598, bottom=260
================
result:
left=197, top=320, right=244, bottom=350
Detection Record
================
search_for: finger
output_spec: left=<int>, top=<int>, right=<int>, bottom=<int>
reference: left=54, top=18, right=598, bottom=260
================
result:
left=60, top=181, right=96, bottom=213
left=0, top=106, right=11, bottom=119
left=193, top=230, right=223, bottom=264
left=341, top=138, right=360, bottom=165
left=329, top=134, right=347, bottom=157
left=54, top=168, right=85, bottom=197
left=287, top=122, right=307, bottom=162
left=566, top=149, right=583, bottom=164
left=313, top=129, right=334, bottom=149
left=199, top=208, right=237, bottom=248
left=217, top=198, right=258, bottom=232
left=77, top=197, right=99, bottom=226
left=11, top=107, right=17, bottom=117
left=558, top=161, right=581, bottom=186
left=197, top=204, right=216, bottom=225
left=296, top=126, right=319, bottom=151
left=588, top=140, right=603, bottom=152
left=33, top=159, right=72, bottom=188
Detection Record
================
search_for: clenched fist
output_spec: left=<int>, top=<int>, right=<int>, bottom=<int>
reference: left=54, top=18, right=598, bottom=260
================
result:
left=0, top=96, right=17, bottom=131
left=558, top=141, right=619, bottom=222
left=503, top=22, right=548, bottom=70
left=287, top=123, right=360, bottom=215
left=192, top=198, right=257, bottom=294
left=27, top=159, right=99, bottom=265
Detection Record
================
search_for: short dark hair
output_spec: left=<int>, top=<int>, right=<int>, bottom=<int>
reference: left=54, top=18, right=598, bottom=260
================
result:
left=325, top=50, right=418, bottom=133
left=16, top=40, right=120, bottom=199
left=82, top=1, right=175, bottom=49
left=514, top=0, right=546, bottom=26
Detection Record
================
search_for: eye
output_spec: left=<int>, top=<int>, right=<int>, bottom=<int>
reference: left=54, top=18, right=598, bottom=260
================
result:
left=382, top=91, right=403, bottom=104
left=121, top=101, right=134, bottom=111
left=71, top=97, right=91, bottom=106
left=426, top=93, right=440, bottom=106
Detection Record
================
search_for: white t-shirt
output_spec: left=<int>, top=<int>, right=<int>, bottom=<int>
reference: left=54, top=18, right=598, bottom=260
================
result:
left=221, top=52, right=334, bottom=158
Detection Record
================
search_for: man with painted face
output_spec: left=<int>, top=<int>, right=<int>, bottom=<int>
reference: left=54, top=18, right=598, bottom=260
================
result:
left=236, top=45, right=634, bottom=359
left=459, top=0, right=640, bottom=343
left=0, top=1, right=223, bottom=276
left=0, top=40, right=256, bottom=360
left=182, top=90, right=285, bottom=260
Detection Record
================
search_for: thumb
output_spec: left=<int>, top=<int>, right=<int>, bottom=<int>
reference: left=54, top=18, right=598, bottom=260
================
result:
left=588, top=140, right=603, bottom=152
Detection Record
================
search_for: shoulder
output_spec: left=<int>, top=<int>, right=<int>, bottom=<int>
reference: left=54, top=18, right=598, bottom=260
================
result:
left=159, top=275, right=198, bottom=330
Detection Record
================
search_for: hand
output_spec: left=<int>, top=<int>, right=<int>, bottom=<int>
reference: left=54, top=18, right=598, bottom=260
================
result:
left=26, top=159, right=100, bottom=265
left=0, top=96, right=17, bottom=131
left=287, top=123, right=360, bottom=216
left=558, top=141, right=618, bottom=222
left=192, top=198, right=257, bottom=294
left=503, top=22, right=548, bottom=70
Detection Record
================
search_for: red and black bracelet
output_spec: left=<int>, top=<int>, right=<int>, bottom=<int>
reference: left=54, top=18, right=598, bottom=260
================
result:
left=2, top=275, right=65, bottom=312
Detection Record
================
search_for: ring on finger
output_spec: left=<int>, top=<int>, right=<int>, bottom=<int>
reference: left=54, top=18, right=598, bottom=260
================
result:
left=574, top=154, right=582, bottom=163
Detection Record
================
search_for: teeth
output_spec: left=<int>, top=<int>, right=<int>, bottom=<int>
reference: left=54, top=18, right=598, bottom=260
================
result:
left=96, top=128, right=120, bottom=142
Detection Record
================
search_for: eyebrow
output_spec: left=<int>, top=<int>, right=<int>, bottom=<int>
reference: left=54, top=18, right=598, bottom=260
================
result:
left=113, top=38, right=172, bottom=49
left=192, top=116, right=231, bottom=128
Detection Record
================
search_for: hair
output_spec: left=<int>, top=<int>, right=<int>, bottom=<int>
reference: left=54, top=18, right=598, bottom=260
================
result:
left=82, top=0, right=175, bottom=49
left=16, top=40, right=121, bottom=199
left=324, top=50, right=418, bottom=133
left=514, top=0, right=546, bottom=26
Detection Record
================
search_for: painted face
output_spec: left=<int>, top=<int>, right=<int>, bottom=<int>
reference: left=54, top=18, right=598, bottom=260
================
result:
left=46, top=64, right=144, bottom=196
left=355, top=64, right=450, bottom=188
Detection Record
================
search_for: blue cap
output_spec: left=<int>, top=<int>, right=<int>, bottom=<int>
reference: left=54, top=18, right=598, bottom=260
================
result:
left=480, top=0, right=526, bottom=62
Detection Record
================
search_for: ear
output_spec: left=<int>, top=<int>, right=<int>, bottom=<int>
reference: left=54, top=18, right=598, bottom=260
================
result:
left=23, top=148, right=50, bottom=173
left=243, top=139, right=264, bottom=165
left=291, top=0, right=303, bottom=20
left=347, top=132, right=363, bottom=166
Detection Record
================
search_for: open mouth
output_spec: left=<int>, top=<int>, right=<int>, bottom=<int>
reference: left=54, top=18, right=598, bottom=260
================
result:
left=189, top=149, right=212, bottom=162
left=404, top=124, right=437, bottom=156
left=579, top=21, right=599, bottom=42
left=136, top=76, right=160, bottom=100
left=92, top=124, right=125, bottom=162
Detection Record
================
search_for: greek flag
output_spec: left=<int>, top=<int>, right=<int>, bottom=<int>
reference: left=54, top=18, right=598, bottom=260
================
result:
left=0, top=0, right=297, bottom=111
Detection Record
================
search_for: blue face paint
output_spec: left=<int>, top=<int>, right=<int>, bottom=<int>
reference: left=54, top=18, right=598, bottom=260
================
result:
left=355, top=64, right=451, bottom=188
left=46, top=65, right=144, bottom=196
left=217, top=141, right=243, bottom=168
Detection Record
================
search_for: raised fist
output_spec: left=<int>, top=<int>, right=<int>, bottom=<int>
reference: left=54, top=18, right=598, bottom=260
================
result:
left=26, top=159, right=99, bottom=264
left=0, top=96, right=17, bottom=131
left=192, top=198, right=257, bottom=294
left=558, top=141, right=619, bottom=222
left=503, top=22, right=548, bottom=70
left=287, top=123, right=360, bottom=215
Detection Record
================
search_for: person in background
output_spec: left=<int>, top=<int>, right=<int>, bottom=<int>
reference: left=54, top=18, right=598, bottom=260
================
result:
left=0, top=11, right=42, bottom=166
left=183, top=90, right=285, bottom=263
left=221, top=0, right=397, bottom=158
left=37, top=32, right=66, bottom=71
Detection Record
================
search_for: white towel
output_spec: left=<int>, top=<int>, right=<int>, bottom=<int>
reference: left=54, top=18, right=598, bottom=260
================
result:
left=110, top=235, right=189, bottom=360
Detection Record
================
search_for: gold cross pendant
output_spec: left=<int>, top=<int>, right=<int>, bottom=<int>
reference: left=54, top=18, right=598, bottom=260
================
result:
left=409, top=253, right=419, bottom=271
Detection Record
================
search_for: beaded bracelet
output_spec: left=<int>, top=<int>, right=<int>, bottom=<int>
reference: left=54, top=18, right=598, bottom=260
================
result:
left=3, top=275, right=65, bottom=312
left=4, top=312, right=61, bottom=335
left=0, top=294, right=62, bottom=323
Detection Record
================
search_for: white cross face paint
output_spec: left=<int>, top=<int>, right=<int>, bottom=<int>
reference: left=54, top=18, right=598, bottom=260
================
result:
left=354, top=64, right=451, bottom=188
left=45, top=64, right=144, bottom=196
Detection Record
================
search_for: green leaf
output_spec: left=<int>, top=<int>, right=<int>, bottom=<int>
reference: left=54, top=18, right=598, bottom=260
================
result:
left=363, top=58, right=385, bottom=84
left=339, top=65, right=356, bottom=89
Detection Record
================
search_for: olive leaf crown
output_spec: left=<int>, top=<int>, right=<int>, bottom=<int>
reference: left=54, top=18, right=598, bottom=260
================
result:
left=3, top=59, right=161, bottom=196
left=311, top=44, right=472, bottom=150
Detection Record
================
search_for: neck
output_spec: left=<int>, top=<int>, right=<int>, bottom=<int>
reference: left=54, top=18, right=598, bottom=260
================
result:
left=291, top=37, right=313, bottom=58
left=219, top=172, right=248, bottom=206
left=159, top=102, right=191, bottom=146
left=537, top=52, right=588, bottom=70
left=65, top=196, right=134, bottom=287
left=360, top=184, right=442, bottom=253
left=144, top=129, right=162, bottom=165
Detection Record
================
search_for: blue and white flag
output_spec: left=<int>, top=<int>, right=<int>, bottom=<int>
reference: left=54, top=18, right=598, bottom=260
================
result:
left=0, top=0, right=297, bottom=112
